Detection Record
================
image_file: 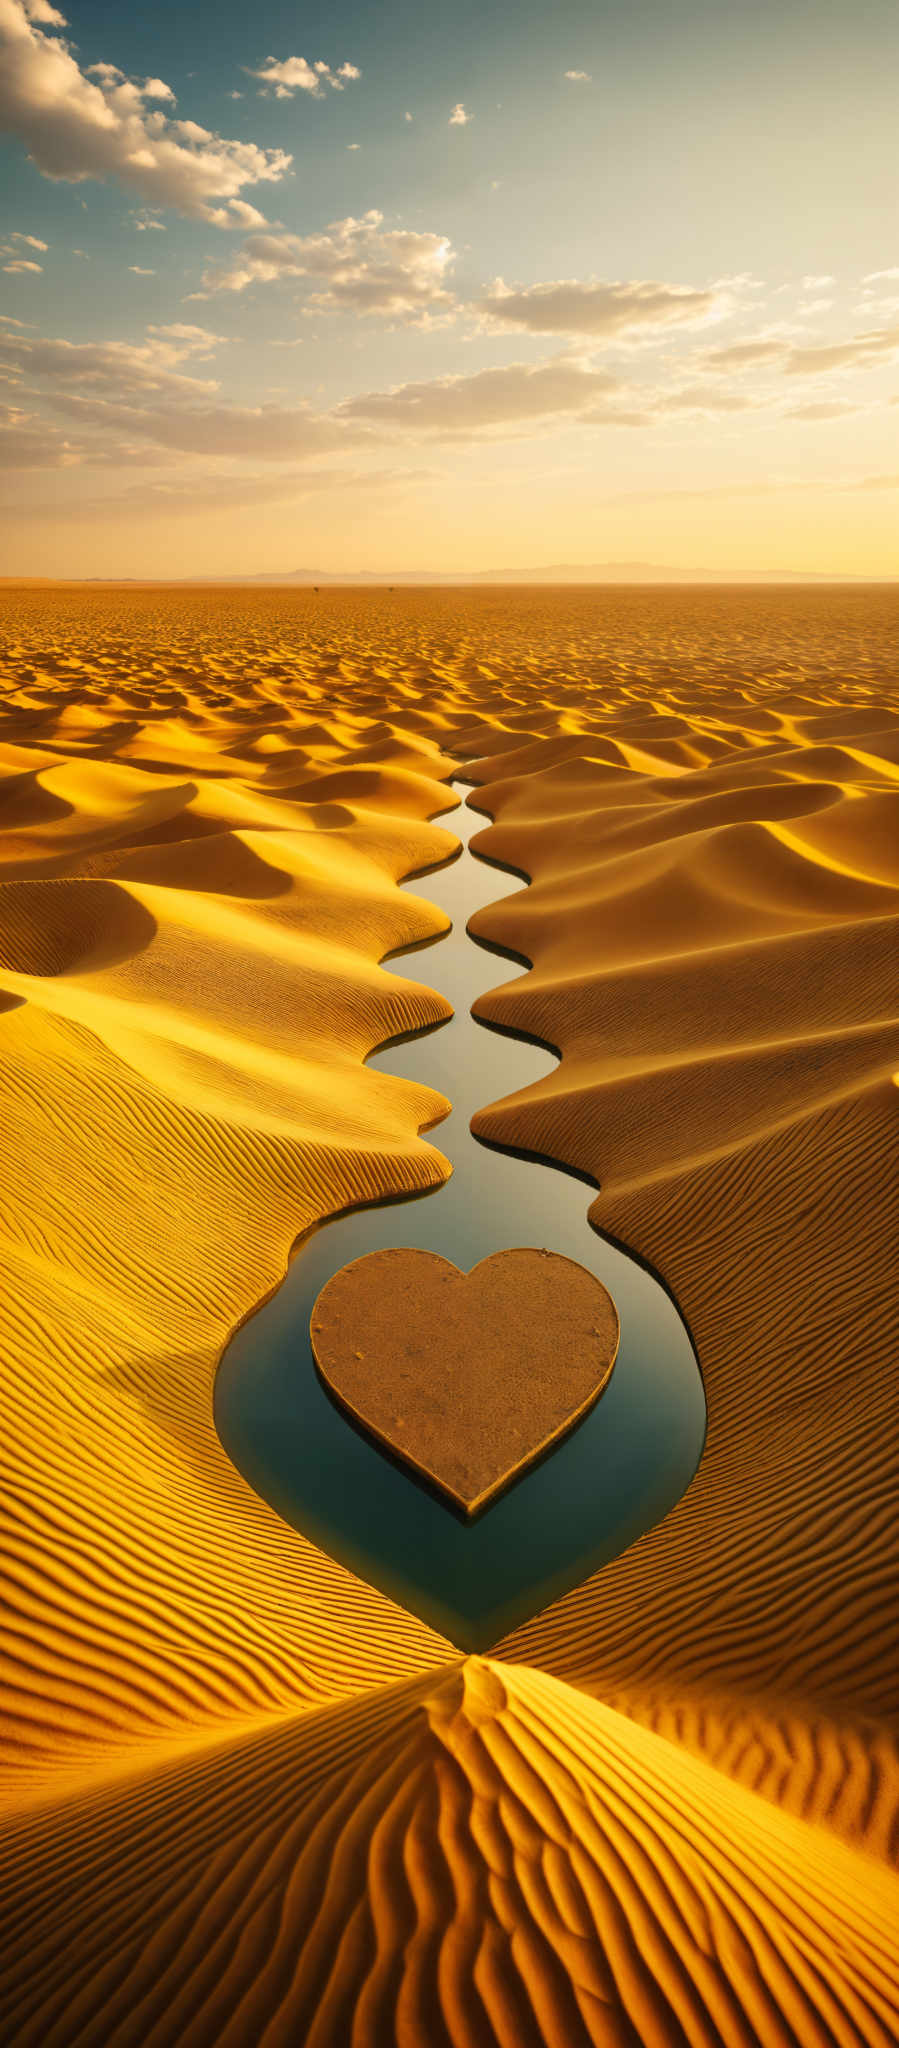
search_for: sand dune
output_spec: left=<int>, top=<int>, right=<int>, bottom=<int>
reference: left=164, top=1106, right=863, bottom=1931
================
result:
left=1, top=583, right=897, bottom=2042
left=2, top=1660, right=896, bottom=2047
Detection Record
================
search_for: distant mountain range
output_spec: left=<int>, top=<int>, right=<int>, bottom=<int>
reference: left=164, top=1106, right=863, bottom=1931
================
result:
left=9, top=564, right=891, bottom=588
left=218, top=563, right=890, bottom=587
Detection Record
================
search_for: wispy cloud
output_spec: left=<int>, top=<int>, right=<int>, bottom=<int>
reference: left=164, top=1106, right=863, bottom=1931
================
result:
left=476, top=276, right=732, bottom=339
left=564, top=70, right=591, bottom=82
left=0, top=323, right=226, bottom=399
left=786, top=400, right=860, bottom=420
left=337, top=357, right=641, bottom=437
left=449, top=103, right=471, bottom=126
left=703, top=321, right=899, bottom=378
left=0, top=315, right=370, bottom=465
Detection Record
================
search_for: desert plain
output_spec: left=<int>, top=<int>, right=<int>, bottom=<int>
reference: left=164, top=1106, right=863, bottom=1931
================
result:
left=0, top=579, right=898, bottom=2045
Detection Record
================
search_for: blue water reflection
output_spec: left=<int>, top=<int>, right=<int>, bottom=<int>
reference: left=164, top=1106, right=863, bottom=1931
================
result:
left=215, top=782, right=706, bottom=1647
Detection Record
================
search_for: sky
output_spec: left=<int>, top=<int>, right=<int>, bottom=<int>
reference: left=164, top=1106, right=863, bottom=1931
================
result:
left=1, top=0, right=897, bottom=577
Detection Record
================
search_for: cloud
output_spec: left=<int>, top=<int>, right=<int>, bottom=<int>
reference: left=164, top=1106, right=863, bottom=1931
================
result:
left=251, top=54, right=360, bottom=98
left=449, top=103, right=470, bottom=125
left=786, top=400, right=860, bottom=421
left=703, top=322, right=899, bottom=379
left=2, top=256, right=41, bottom=271
left=10, top=228, right=47, bottom=248
left=784, top=326, right=899, bottom=374
left=0, top=318, right=369, bottom=463
left=7, top=461, right=431, bottom=519
left=0, top=403, right=78, bottom=464
left=337, top=356, right=638, bottom=437
left=801, top=273, right=835, bottom=289
left=564, top=70, right=591, bottom=81
left=0, top=0, right=291, bottom=222
left=702, top=338, right=790, bottom=371
left=0, top=322, right=226, bottom=399
left=476, top=276, right=731, bottom=339
left=196, top=210, right=455, bottom=322
left=655, top=385, right=755, bottom=414
left=128, top=264, right=154, bottom=275
left=42, top=391, right=364, bottom=461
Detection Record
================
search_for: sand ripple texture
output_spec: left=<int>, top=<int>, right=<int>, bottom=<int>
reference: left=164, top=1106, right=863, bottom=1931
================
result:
left=1, top=583, right=898, bottom=2044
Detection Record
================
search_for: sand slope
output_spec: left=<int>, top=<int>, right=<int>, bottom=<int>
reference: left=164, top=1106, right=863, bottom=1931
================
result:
left=2, top=1659, right=897, bottom=2048
left=1, top=584, right=898, bottom=2043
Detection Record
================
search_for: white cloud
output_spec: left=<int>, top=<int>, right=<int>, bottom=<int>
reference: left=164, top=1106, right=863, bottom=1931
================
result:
left=0, top=0, right=291, bottom=222
left=196, top=210, right=455, bottom=323
left=564, top=70, right=591, bottom=81
left=476, top=276, right=732, bottom=339
left=251, top=54, right=360, bottom=98
left=2, top=256, right=41, bottom=271
left=128, top=264, right=154, bottom=275
left=403, top=110, right=413, bottom=122
left=10, top=228, right=47, bottom=248
left=449, top=103, right=470, bottom=125
left=801, top=273, right=835, bottom=289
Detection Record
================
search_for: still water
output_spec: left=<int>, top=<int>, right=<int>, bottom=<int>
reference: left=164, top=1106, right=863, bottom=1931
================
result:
left=215, top=780, right=706, bottom=1646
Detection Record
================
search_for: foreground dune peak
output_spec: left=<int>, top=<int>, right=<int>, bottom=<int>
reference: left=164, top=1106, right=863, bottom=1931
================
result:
left=2, top=1657, right=896, bottom=2046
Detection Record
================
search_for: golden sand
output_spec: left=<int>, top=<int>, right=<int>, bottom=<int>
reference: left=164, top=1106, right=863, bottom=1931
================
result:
left=1, top=582, right=898, bottom=2043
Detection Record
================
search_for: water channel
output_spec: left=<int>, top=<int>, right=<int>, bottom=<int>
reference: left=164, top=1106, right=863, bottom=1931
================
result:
left=215, top=777, right=706, bottom=1647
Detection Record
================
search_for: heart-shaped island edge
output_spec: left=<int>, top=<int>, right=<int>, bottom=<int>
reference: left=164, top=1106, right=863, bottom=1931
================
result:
left=310, top=1246, right=620, bottom=1520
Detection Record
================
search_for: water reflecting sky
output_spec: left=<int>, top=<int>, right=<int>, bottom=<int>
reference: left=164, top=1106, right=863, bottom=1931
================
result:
left=215, top=782, right=706, bottom=1647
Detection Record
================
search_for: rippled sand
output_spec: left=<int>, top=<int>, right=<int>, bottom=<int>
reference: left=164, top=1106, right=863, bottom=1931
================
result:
left=1, top=583, right=898, bottom=2045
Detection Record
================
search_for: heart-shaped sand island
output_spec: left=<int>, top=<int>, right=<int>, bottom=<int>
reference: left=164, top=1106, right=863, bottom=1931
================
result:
left=310, top=1246, right=619, bottom=1519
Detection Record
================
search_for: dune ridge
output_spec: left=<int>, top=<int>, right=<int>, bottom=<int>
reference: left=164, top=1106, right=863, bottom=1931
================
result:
left=1, top=583, right=898, bottom=2043
left=1, top=1659, right=896, bottom=2047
